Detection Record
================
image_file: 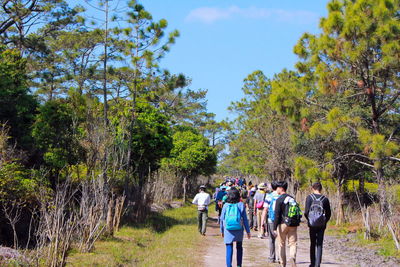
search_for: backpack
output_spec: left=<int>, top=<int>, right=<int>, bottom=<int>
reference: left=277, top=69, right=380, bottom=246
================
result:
left=283, top=196, right=302, bottom=227
left=256, top=193, right=266, bottom=209
left=224, top=203, right=242, bottom=230
left=241, top=189, right=248, bottom=199
left=268, top=193, right=279, bottom=222
left=308, top=194, right=326, bottom=228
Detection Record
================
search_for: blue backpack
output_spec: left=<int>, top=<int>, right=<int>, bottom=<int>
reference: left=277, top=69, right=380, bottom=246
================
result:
left=268, top=193, right=280, bottom=222
left=225, top=203, right=242, bottom=230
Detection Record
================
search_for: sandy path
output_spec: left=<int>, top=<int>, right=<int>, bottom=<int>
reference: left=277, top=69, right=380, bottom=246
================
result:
left=202, top=214, right=349, bottom=267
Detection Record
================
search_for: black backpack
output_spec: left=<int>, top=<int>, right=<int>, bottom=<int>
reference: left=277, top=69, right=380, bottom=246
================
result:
left=308, top=194, right=326, bottom=228
left=283, top=195, right=302, bottom=227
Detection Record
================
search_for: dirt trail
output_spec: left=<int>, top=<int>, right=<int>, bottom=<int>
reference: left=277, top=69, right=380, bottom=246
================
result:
left=202, top=215, right=347, bottom=267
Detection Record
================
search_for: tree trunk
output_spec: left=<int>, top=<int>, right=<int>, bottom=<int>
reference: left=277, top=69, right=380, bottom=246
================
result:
left=376, top=165, right=388, bottom=227
left=336, top=184, right=344, bottom=226
left=106, top=198, right=114, bottom=236
left=182, top=176, right=187, bottom=203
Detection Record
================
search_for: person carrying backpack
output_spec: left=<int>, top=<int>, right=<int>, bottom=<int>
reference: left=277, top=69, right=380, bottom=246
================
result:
left=261, top=181, right=280, bottom=263
left=192, top=185, right=211, bottom=236
left=273, top=181, right=301, bottom=267
left=216, top=186, right=228, bottom=224
left=304, top=182, right=331, bottom=267
left=220, top=187, right=251, bottom=267
left=246, top=188, right=256, bottom=229
left=253, top=183, right=268, bottom=238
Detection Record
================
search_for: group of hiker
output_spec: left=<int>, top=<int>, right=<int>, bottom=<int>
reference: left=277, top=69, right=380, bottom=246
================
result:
left=192, top=179, right=331, bottom=267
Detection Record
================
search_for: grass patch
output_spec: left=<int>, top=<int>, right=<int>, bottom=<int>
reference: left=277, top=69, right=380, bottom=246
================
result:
left=354, top=231, right=400, bottom=258
left=66, top=204, right=202, bottom=267
left=326, top=223, right=400, bottom=259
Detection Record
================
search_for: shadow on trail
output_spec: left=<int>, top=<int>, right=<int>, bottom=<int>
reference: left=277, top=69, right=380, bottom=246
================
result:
left=124, top=202, right=198, bottom=234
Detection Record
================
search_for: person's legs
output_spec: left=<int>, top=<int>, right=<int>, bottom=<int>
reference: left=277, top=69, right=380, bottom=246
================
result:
left=315, top=228, right=325, bottom=267
left=201, top=210, right=208, bottom=234
left=268, top=222, right=276, bottom=262
left=237, top=241, right=243, bottom=266
left=287, top=226, right=298, bottom=265
left=277, top=224, right=288, bottom=266
left=226, top=243, right=233, bottom=267
left=309, top=227, right=317, bottom=267
left=197, top=211, right=202, bottom=233
left=248, top=210, right=254, bottom=229
left=257, top=209, right=263, bottom=237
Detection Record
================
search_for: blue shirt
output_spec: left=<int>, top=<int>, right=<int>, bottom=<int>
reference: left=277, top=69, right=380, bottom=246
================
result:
left=216, top=190, right=227, bottom=201
left=220, top=202, right=250, bottom=244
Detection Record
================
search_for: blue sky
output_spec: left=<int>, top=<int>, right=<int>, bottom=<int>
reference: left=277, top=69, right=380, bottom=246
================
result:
left=125, top=1, right=329, bottom=121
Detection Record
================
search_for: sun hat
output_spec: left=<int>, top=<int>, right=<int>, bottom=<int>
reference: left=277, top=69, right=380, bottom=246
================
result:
left=258, top=183, right=268, bottom=189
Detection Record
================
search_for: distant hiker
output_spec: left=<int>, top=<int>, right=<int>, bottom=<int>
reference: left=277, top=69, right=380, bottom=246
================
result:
left=246, top=188, right=256, bottom=229
left=192, top=185, right=211, bottom=236
left=220, top=188, right=251, bottom=267
left=304, top=182, right=331, bottom=267
left=216, top=186, right=228, bottom=223
left=262, top=181, right=280, bottom=263
left=273, top=181, right=302, bottom=267
left=254, top=183, right=267, bottom=238
left=240, top=186, right=248, bottom=202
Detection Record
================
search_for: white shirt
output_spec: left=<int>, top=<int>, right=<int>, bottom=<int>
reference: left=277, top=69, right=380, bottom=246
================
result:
left=192, top=192, right=211, bottom=210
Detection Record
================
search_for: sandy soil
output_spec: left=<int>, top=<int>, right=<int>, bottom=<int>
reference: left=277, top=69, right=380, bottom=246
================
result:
left=202, top=215, right=347, bottom=267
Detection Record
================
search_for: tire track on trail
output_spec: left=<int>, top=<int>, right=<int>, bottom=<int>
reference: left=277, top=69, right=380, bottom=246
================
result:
left=202, top=215, right=348, bottom=267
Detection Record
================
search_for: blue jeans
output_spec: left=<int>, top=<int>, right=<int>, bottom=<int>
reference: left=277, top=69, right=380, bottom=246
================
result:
left=226, top=242, right=243, bottom=267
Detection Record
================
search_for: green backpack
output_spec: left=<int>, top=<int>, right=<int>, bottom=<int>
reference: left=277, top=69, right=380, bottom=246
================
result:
left=283, top=196, right=302, bottom=227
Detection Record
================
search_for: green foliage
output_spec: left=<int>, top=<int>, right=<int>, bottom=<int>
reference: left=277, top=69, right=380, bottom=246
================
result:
left=294, top=156, right=321, bottom=185
left=32, top=99, right=85, bottom=170
left=0, top=47, right=37, bottom=149
left=130, top=102, right=173, bottom=178
left=163, top=128, right=217, bottom=177
left=0, top=162, right=39, bottom=202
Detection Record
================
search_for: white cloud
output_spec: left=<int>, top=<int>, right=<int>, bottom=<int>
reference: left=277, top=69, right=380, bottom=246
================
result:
left=185, top=6, right=319, bottom=24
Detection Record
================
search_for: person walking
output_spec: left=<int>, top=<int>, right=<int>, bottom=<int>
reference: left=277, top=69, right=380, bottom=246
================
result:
left=246, top=188, right=256, bottom=229
left=254, top=183, right=267, bottom=238
left=304, top=182, right=331, bottom=267
left=273, top=181, right=301, bottom=267
left=216, top=186, right=227, bottom=223
left=262, top=181, right=280, bottom=263
left=192, top=185, right=211, bottom=236
left=220, top=187, right=251, bottom=267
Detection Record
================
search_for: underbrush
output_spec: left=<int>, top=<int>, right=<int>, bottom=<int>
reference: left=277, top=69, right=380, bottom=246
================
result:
left=66, top=203, right=201, bottom=267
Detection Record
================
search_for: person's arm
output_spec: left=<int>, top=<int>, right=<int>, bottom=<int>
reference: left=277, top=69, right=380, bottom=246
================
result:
left=220, top=205, right=226, bottom=234
left=253, top=194, right=257, bottom=213
left=261, top=206, right=268, bottom=226
left=304, top=195, right=311, bottom=221
left=324, top=197, right=331, bottom=222
left=192, top=194, right=198, bottom=205
left=206, top=194, right=211, bottom=205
